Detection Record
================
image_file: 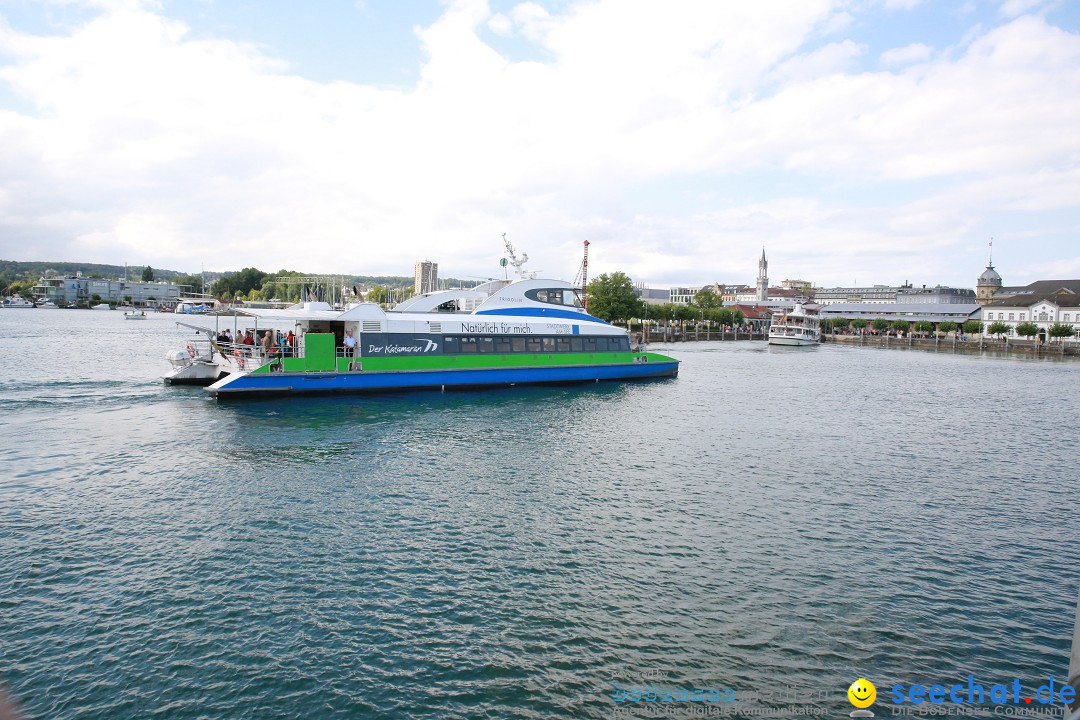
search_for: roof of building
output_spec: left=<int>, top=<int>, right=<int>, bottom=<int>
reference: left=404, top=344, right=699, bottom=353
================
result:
left=977, top=264, right=1002, bottom=285
left=819, top=303, right=981, bottom=322
left=729, top=304, right=773, bottom=319
left=767, top=287, right=804, bottom=297
left=984, top=290, right=1080, bottom=309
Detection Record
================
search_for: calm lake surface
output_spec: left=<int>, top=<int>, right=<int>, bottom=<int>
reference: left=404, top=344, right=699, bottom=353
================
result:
left=1, top=309, right=1078, bottom=719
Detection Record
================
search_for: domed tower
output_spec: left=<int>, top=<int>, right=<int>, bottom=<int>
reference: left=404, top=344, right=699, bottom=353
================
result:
left=976, top=262, right=1002, bottom=305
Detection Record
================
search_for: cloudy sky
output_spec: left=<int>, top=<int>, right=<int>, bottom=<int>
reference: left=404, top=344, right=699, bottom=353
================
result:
left=0, top=0, right=1078, bottom=289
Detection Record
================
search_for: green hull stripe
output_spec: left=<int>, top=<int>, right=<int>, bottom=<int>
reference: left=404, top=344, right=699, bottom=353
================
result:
left=359, top=351, right=661, bottom=372
left=249, top=351, right=677, bottom=374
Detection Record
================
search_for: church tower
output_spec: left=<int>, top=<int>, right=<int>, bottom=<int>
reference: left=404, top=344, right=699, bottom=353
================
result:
left=756, top=249, right=768, bottom=302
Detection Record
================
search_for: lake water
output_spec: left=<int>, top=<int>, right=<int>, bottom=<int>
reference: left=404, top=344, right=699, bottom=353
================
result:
left=1, top=309, right=1078, bottom=719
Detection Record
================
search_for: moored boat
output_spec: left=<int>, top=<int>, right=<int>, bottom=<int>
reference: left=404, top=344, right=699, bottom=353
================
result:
left=2, top=296, right=34, bottom=309
left=36, top=299, right=59, bottom=309
left=123, top=308, right=148, bottom=320
left=768, top=302, right=821, bottom=346
left=200, top=278, right=679, bottom=398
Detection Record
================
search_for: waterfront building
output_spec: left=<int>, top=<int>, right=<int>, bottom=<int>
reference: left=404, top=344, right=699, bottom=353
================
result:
left=670, top=287, right=698, bottom=305
left=30, top=274, right=182, bottom=307
left=719, top=284, right=750, bottom=303
left=813, top=284, right=906, bottom=305
left=782, top=279, right=813, bottom=293
left=819, top=302, right=981, bottom=326
left=634, top=286, right=671, bottom=306
left=414, top=261, right=438, bottom=295
left=728, top=304, right=774, bottom=331
left=896, top=285, right=977, bottom=304
left=756, top=249, right=768, bottom=302
left=735, top=285, right=808, bottom=303
left=981, top=281, right=1080, bottom=339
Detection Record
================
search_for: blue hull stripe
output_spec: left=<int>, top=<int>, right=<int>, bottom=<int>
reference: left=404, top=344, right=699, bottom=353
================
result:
left=208, top=361, right=678, bottom=396
left=474, top=307, right=609, bottom=324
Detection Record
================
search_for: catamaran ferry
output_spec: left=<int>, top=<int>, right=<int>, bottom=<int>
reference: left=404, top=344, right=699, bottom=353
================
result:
left=166, top=278, right=679, bottom=397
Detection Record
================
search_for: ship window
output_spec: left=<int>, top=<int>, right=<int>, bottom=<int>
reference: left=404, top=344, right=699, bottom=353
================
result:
left=494, top=337, right=512, bottom=353
left=512, top=337, right=526, bottom=352
left=478, top=337, right=494, bottom=353
left=584, top=338, right=597, bottom=352
left=556, top=338, right=570, bottom=352
left=461, top=338, right=477, bottom=353
left=570, top=338, right=583, bottom=352
left=542, top=337, right=556, bottom=352
left=526, top=337, right=542, bottom=352
left=617, top=337, right=629, bottom=351
left=525, top=288, right=585, bottom=308
left=444, top=337, right=460, bottom=353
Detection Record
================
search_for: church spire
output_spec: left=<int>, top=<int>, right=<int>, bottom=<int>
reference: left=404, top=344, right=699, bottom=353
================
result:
left=756, top=248, right=768, bottom=302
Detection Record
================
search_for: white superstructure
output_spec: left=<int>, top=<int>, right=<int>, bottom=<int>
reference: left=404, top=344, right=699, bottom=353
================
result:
left=768, top=302, right=821, bottom=346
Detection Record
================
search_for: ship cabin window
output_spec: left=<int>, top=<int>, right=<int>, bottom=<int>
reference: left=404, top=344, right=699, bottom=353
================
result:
left=525, top=288, right=585, bottom=308
left=442, top=334, right=630, bottom=354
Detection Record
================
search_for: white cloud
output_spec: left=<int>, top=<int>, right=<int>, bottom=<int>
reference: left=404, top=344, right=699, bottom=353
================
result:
left=0, top=0, right=1077, bottom=288
left=880, top=42, right=933, bottom=66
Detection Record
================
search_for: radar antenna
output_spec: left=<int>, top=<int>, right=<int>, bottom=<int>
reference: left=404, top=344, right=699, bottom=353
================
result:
left=502, top=234, right=538, bottom=279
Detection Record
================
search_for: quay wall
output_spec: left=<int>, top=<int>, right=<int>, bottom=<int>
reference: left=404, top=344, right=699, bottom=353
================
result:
left=821, top=334, right=1080, bottom=357
left=642, top=329, right=1079, bottom=358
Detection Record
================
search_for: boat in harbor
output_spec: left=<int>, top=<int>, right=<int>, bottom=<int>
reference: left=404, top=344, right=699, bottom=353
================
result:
left=123, top=308, right=148, bottom=320
left=184, top=278, right=679, bottom=398
left=92, top=303, right=112, bottom=310
left=2, top=295, right=34, bottom=309
left=768, top=302, right=821, bottom=346
left=36, top=298, right=59, bottom=309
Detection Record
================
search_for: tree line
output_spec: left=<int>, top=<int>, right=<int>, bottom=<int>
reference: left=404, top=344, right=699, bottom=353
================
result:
left=586, top=272, right=744, bottom=325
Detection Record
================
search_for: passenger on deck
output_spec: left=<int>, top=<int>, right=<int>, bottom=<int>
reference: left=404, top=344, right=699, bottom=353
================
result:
left=344, top=331, right=357, bottom=355
left=286, top=331, right=295, bottom=357
left=261, top=330, right=272, bottom=356
left=243, top=330, right=255, bottom=346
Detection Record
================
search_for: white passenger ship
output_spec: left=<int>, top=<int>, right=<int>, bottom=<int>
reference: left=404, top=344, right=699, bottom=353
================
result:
left=768, top=303, right=821, bottom=346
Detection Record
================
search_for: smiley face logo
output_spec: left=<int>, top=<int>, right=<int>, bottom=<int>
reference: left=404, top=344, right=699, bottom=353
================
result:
left=848, top=678, right=876, bottom=708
